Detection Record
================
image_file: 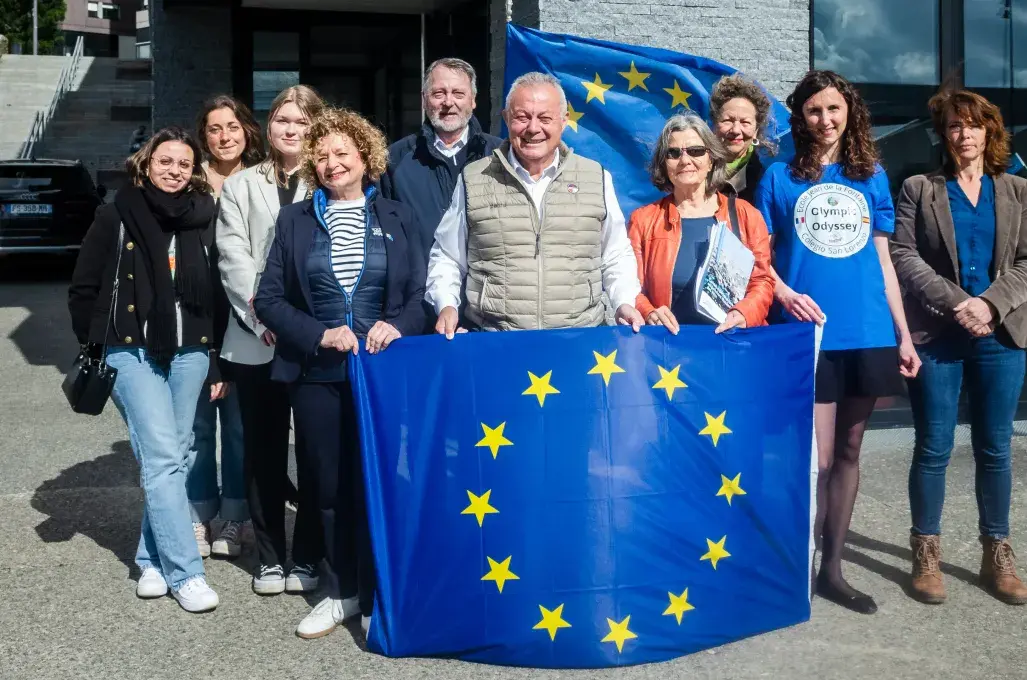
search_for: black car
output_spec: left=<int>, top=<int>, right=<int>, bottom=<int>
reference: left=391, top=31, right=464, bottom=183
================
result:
left=0, top=159, right=106, bottom=256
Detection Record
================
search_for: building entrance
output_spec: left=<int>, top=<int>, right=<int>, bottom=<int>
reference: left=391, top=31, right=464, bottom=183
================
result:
left=231, top=0, right=490, bottom=141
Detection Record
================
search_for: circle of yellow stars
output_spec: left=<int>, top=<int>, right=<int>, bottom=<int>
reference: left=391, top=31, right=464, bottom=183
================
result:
left=459, top=345, right=744, bottom=654
left=567, top=62, right=693, bottom=135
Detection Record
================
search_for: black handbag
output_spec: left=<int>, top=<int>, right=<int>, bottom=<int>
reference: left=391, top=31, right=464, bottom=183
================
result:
left=62, top=224, right=125, bottom=415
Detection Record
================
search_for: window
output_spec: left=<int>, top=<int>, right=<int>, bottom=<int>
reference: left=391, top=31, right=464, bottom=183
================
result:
left=813, top=0, right=941, bottom=85
left=88, top=2, right=121, bottom=21
left=965, top=0, right=1022, bottom=87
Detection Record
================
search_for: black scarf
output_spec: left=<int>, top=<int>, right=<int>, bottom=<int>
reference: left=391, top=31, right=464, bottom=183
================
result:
left=115, top=181, right=215, bottom=364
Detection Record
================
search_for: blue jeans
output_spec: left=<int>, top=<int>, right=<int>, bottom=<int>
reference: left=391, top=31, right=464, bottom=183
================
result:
left=186, top=387, right=248, bottom=523
left=908, top=331, right=1025, bottom=539
left=107, top=346, right=209, bottom=590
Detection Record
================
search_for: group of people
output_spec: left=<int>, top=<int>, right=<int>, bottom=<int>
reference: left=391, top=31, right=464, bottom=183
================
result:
left=67, top=53, right=1027, bottom=645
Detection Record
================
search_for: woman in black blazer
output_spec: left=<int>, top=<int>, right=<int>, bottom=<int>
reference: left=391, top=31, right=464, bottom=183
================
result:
left=68, top=126, right=222, bottom=612
left=254, top=107, right=425, bottom=640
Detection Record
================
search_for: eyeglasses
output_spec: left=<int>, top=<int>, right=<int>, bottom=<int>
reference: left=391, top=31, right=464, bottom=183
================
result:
left=666, top=146, right=708, bottom=160
left=151, top=156, right=194, bottom=172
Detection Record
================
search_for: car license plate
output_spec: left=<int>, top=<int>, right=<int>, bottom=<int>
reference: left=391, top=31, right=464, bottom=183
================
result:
left=4, top=203, right=53, bottom=216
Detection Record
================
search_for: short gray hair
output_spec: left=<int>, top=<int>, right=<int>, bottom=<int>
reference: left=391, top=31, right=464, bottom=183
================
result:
left=649, top=112, right=729, bottom=198
left=504, top=71, right=567, bottom=118
left=422, top=58, right=477, bottom=97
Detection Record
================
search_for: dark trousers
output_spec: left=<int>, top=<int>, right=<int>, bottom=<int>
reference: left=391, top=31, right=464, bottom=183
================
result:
left=231, top=361, right=323, bottom=567
left=908, top=331, right=1025, bottom=538
left=289, top=381, right=375, bottom=613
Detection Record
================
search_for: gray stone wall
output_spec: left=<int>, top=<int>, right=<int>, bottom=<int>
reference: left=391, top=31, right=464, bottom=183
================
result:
left=150, top=0, right=232, bottom=131
left=490, top=0, right=810, bottom=131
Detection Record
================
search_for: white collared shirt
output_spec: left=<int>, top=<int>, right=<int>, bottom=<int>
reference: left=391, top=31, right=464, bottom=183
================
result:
left=426, top=145, right=641, bottom=316
left=433, top=126, right=470, bottom=160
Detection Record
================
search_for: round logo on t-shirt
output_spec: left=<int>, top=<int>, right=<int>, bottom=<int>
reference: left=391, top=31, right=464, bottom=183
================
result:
left=792, top=183, right=871, bottom=258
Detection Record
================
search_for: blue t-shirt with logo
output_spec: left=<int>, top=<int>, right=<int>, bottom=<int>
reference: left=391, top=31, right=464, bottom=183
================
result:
left=754, top=162, right=896, bottom=351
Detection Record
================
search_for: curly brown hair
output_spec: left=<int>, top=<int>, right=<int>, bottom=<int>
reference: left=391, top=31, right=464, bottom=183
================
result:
left=298, top=108, right=389, bottom=191
left=787, top=70, right=878, bottom=182
left=126, top=126, right=211, bottom=194
left=196, top=94, right=266, bottom=168
left=709, top=74, right=778, bottom=155
left=928, top=89, right=1011, bottom=177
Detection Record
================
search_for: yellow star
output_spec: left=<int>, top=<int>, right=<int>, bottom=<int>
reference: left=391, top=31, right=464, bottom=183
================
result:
left=663, top=79, right=693, bottom=109
left=618, top=61, right=651, bottom=91
left=581, top=73, right=613, bottom=104
left=601, top=615, right=637, bottom=653
left=481, top=555, right=519, bottom=593
left=533, top=603, right=572, bottom=641
left=699, top=411, right=732, bottom=446
left=566, top=102, right=584, bottom=132
left=588, top=350, right=626, bottom=386
left=716, top=473, right=746, bottom=506
left=662, top=588, right=695, bottom=624
left=476, top=422, right=513, bottom=459
left=700, top=536, right=731, bottom=570
left=652, top=364, right=687, bottom=400
left=461, top=489, right=499, bottom=526
left=523, top=370, right=560, bottom=406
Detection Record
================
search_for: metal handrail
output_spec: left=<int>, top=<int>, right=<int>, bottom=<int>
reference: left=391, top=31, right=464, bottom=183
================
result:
left=18, top=36, right=85, bottom=160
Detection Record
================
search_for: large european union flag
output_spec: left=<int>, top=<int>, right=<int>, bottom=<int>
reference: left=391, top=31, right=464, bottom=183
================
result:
left=352, top=325, right=816, bottom=668
left=503, top=24, right=794, bottom=218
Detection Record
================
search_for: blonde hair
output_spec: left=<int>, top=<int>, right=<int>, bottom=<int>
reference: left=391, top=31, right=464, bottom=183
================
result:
left=299, top=108, right=389, bottom=190
left=261, top=85, right=325, bottom=189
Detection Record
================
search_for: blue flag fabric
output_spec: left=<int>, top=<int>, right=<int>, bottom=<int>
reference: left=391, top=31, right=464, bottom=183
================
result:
left=502, top=24, right=794, bottom=218
left=353, top=324, right=815, bottom=668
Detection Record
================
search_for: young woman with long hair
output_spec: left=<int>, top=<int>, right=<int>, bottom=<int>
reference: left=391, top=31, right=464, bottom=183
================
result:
left=754, top=70, right=920, bottom=614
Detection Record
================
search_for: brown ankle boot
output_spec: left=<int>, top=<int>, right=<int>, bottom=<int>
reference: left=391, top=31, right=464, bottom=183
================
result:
left=980, top=537, right=1027, bottom=605
left=910, top=534, right=945, bottom=604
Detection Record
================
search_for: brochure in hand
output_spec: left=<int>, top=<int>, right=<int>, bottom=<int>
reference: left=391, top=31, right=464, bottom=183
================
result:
left=693, top=221, right=756, bottom=323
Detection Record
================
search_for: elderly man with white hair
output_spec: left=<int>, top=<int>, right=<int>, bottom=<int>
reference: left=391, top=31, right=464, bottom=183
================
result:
left=427, top=71, right=643, bottom=335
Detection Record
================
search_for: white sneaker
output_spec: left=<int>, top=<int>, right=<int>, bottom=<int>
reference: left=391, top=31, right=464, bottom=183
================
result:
left=172, top=577, right=219, bottom=613
left=286, top=563, right=320, bottom=592
left=211, top=521, right=244, bottom=559
left=296, top=596, right=360, bottom=639
left=136, top=567, right=168, bottom=599
left=253, top=564, right=286, bottom=595
left=193, top=522, right=211, bottom=558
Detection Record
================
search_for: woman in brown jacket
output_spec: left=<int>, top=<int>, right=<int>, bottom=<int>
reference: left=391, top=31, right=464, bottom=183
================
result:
left=891, top=89, right=1027, bottom=606
left=628, top=112, right=774, bottom=334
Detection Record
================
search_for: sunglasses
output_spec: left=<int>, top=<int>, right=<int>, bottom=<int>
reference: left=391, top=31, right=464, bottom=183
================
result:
left=666, top=146, right=709, bottom=160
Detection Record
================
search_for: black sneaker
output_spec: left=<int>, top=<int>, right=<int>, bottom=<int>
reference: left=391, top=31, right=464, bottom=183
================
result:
left=286, top=563, right=320, bottom=593
left=253, top=564, right=286, bottom=596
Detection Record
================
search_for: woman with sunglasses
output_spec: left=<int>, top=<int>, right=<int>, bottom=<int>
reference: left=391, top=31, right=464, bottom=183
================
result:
left=629, top=112, right=774, bottom=334
left=754, top=70, right=920, bottom=614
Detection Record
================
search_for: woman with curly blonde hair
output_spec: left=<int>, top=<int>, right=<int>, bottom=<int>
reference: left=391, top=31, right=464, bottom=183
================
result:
left=254, top=107, right=427, bottom=639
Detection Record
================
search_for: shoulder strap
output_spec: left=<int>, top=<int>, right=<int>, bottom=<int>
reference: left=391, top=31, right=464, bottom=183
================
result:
left=727, top=194, right=741, bottom=239
left=99, top=223, right=125, bottom=360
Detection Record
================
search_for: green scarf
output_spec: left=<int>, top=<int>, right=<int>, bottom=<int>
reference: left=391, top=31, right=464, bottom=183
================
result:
left=726, top=145, right=755, bottom=178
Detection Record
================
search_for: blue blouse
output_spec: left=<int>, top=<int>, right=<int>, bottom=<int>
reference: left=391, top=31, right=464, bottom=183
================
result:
left=670, top=216, right=717, bottom=325
left=947, top=175, right=996, bottom=297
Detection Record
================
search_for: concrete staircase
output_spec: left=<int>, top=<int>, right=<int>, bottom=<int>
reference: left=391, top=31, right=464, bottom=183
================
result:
left=0, top=55, right=70, bottom=160
left=37, top=58, right=152, bottom=192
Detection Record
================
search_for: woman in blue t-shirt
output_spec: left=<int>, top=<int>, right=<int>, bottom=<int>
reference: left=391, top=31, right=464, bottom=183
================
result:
left=755, top=70, right=921, bottom=615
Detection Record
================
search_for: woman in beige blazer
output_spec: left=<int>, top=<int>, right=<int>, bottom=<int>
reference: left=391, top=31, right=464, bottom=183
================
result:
left=891, top=88, right=1027, bottom=607
left=216, top=85, right=326, bottom=597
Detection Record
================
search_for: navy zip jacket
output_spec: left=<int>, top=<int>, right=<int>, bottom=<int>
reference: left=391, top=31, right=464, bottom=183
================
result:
left=379, top=116, right=501, bottom=258
left=253, top=189, right=427, bottom=384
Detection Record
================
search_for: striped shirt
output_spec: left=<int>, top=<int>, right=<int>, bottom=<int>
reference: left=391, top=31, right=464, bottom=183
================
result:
left=324, top=198, right=366, bottom=296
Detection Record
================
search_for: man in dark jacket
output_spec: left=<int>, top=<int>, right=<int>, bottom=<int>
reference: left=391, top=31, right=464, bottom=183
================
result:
left=380, top=57, right=501, bottom=260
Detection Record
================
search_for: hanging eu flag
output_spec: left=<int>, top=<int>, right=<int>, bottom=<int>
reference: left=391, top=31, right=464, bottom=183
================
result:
left=502, top=24, right=794, bottom=218
left=352, top=324, right=816, bottom=668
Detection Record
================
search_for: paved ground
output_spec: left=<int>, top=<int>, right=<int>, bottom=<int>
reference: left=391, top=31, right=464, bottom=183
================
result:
left=2, top=257, right=1026, bottom=680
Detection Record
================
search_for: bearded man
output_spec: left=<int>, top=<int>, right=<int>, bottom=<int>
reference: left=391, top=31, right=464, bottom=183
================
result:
left=380, top=57, right=502, bottom=261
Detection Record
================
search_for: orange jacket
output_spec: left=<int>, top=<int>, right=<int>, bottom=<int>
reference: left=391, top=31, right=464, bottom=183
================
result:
left=628, top=193, right=774, bottom=328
